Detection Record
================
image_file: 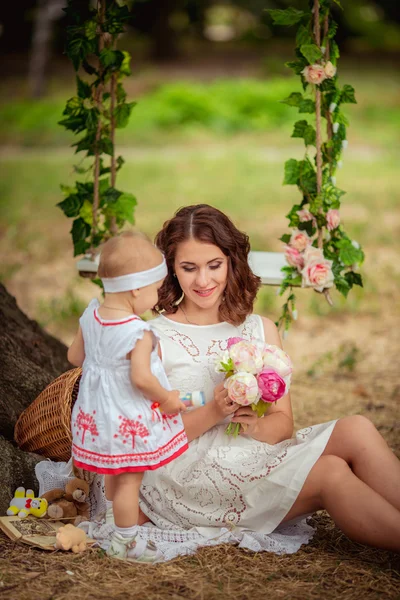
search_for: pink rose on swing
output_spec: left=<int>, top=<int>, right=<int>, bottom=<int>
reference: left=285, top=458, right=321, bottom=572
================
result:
left=301, top=257, right=334, bottom=292
left=302, top=64, right=327, bottom=85
left=284, top=245, right=304, bottom=270
left=289, top=229, right=312, bottom=253
left=326, top=209, right=340, bottom=231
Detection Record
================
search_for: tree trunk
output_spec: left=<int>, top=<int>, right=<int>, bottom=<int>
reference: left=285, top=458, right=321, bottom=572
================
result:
left=28, top=0, right=66, bottom=98
left=0, top=283, right=71, bottom=514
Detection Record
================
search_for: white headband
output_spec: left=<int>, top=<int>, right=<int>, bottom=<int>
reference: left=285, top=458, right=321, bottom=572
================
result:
left=101, top=259, right=168, bottom=293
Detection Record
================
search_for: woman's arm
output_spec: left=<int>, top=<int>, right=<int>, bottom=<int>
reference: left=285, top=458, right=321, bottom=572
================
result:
left=230, top=317, right=294, bottom=444
left=156, top=343, right=238, bottom=443
left=181, top=383, right=238, bottom=443
left=67, top=327, right=85, bottom=367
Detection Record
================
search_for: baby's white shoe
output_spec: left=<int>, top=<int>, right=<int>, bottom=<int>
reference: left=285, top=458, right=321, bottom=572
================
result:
left=107, top=531, right=161, bottom=563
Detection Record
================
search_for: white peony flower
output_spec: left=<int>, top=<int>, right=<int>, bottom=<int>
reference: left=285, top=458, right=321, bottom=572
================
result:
left=329, top=102, right=337, bottom=113
left=333, top=122, right=339, bottom=134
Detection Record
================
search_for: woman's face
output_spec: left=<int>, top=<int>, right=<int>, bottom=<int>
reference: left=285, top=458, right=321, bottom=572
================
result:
left=174, top=238, right=228, bottom=309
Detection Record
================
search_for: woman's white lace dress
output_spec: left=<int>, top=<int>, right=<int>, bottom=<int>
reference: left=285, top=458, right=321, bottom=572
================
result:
left=36, top=312, right=337, bottom=561
left=139, top=314, right=337, bottom=534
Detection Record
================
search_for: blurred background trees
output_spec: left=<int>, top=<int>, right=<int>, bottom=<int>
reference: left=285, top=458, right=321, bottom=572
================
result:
left=1, top=0, right=399, bottom=97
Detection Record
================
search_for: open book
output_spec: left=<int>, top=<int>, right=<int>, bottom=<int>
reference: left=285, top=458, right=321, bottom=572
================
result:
left=0, top=516, right=95, bottom=551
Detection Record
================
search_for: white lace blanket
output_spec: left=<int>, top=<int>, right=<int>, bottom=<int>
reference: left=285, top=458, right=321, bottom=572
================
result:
left=35, top=459, right=315, bottom=562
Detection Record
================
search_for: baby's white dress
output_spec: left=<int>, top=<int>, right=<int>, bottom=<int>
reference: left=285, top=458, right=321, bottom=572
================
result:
left=71, top=299, right=188, bottom=475
left=139, top=314, right=337, bottom=534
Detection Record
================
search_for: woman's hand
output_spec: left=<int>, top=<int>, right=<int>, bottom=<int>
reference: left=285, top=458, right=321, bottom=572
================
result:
left=231, top=406, right=259, bottom=437
left=211, top=382, right=239, bottom=420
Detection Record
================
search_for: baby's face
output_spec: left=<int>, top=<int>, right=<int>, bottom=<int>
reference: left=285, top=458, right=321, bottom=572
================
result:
left=134, top=278, right=164, bottom=315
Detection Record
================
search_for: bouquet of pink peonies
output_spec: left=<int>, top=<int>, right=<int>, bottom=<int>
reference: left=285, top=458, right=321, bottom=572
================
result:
left=215, top=337, right=293, bottom=436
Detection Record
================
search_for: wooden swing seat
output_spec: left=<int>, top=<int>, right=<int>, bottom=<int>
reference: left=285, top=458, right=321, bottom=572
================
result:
left=76, top=251, right=286, bottom=286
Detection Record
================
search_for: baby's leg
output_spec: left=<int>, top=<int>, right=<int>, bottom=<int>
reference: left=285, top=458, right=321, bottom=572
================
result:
left=113, top=472, right=144, bottom=528
left=104, top=474, right=116, bottom=501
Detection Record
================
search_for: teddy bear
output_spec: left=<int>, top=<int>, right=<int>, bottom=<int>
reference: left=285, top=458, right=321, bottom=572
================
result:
left=55, top=524, right=87, bottom=553
left=41, top=478, right=90, bottom=526
left=7, top=487, right=48, bottom=518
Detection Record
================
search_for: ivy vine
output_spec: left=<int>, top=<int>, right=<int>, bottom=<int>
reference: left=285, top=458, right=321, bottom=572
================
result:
left=57, top=0, right=136, bottom=264
left=268, top=0, right=365, bottom=335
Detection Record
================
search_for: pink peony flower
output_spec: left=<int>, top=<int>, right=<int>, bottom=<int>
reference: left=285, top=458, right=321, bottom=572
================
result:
left=326, top=209, right=340, bottom=231
left=284, top=245, right=304, bottom=270
left=262, top=345, right=293, bottom=378
left=228, top=340, right=263, bottom=374
left=227, top=337, right=244, bottom=349
left=289, top=229, right=312, bottom=253
left=301, top=258, right=334, bottom=292
left=324, top=61, right=337, bottom=78
left=297, top=209, right=314, bottom=223
left=225, top=372, right=259, bottom=406
left=302, top=64, right=327, bottom=85
left=257, top=369, right=287, bottom=403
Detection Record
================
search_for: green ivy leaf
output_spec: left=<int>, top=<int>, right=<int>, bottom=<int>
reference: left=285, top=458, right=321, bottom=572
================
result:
left=107, top=192, right=137, bottom=223
left=299, top=98, right=315, bottom=113
left=291, top=120, right=308, bottom=138
left=296, top=24, right=313, bottom=47
left=58, top=115, right=86, bottom=133
left=292, top=120, right=316, bottom=146
left=336, top=240, right=363, bottom=265
left=57, top=194, right=84, bottom=217
left=99, top=49, right=125, bottom=70
left=120, top=51, right=131, bottom=77
left=268, top=7, right=306, bottom=26
left=283, top=159, right=300, bottom=185
left=66, top=36, right=94, bottom=72
left=71, top=218, right=91, bottom=256
left=76, top=76, right=92, bottom=99
left=328, top=19, right=338, bottom=39
left=114, top=101, right=136, bottom=128
left=281, top=92, right=303, bottom=107
left=340, top=84, right=357, bottom=104
left=116, top=82, right=127, bottom=104
left=79, top=199, right=94, bottom=225
left=102, top=186, right=122, bottom=204
left=280, top=234, right=291, bottom=244
left=298, top=159, right=317, bottom=194
left=300, top=44, right=323, bottom=64
left=330, top=41, right=340, bottom=64
left=345, top=271, right=363, bottom=287
left=335, top=275, right=350, bottom=297
left=285, top=59, right=308, bottom=75
left=84, top=19, right=97, bottom=41
left=285, top=204, right=302, bottom=227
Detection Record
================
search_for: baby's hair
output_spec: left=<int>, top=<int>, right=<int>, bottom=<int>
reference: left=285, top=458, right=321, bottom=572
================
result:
left=97, top=231, right=162, bottom=279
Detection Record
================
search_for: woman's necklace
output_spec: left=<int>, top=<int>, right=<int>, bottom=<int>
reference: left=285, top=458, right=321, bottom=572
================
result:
left=179, top=304, right=199, bottom=325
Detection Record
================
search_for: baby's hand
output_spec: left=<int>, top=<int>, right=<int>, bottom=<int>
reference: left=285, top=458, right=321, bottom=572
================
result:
left=160, top=390, right=187, bottom=415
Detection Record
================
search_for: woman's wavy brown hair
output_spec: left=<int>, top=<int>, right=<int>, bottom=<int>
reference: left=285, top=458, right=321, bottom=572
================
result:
left=154, top=204, right=261, bottom=326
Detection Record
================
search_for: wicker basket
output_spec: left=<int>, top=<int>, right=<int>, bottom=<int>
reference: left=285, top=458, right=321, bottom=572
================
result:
left=14, top=368, right=82, bottom=462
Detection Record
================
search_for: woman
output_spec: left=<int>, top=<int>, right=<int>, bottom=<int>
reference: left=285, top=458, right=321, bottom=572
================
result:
left=139, top=204, right=400, bottom=552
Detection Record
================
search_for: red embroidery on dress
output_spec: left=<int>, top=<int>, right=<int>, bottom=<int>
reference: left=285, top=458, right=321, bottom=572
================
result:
left=116, top=417, right=150, bottom=449
left=164, top=330, right=201, bottom=363
left=75, top=408, right=99, bottom=445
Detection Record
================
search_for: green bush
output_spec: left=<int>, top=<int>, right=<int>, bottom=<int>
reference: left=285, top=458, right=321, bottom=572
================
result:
left=0, top=78, right=299, bottom=144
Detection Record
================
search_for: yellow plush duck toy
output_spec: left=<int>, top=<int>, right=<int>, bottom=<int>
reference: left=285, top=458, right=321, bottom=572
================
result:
left=7, top=487, right=48, bottom=518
